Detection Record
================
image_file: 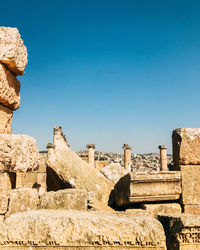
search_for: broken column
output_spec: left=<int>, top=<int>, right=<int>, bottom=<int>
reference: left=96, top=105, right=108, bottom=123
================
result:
left=158, top=145, right=168, bottom=171
left=47, top=126, right=114, bottom=204
left=122, top=144, right=132, bottom=172
left=86, top=144, right=95, bottom=167
left=172, top=128, right=200, bottom=214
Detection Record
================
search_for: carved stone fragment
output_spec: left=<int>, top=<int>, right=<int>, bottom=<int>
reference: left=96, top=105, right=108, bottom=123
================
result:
left=0, top=27, right=27, bottom=75
left=115, top=171, right=181, bottom=206
left=2, top=210, right=166, bottom=249
left=158, top=214, right=200, bottom=250
left=0, top=64, right=20, bottom=110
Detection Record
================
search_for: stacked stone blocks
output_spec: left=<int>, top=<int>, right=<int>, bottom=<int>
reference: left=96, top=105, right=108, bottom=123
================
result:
left=172, top=128, right=200, bottom=215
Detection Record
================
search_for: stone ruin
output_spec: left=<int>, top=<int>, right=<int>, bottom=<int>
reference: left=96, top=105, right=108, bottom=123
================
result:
left=0, top=27, right=200, bottom=250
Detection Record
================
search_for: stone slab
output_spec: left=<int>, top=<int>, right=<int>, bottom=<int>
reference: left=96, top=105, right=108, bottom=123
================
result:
left=6, top=188, right=39, bottom=218
left=0, top=134, right=40, bottom=171
left=95, top=160, right=109, bottom=171
left=0, top=210, right=166, bottom=249
left=0, top=63, right=20, bottom=110
left=115, top=171, right=181, bottom=206
left=173, top=128, right=200, bottom=165
left=38, top=189, right=87, bottom=210
left=88, top=198, right=115, bottom=212
left=158, top=213, right=200, bottom=250
left=0, top=27, right=27, bottom=75
left=141, top=203, right=182, bottom=217
left=181, top=165, right=200, bottom=205
left=0, top=105, right=12, bottom=134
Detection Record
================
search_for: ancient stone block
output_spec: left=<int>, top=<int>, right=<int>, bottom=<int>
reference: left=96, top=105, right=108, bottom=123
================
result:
left=47, top=127, right=114, bottom=204
left=101, top=163, right=128, bottom=184
left=0, top=27, right=27, bottom=75
left=173, top=128, right=200, bottom=165
left=0, top=172, right=12, bottom=195
left=2, top=210, right=166, bottom=249
left=158, top=214, right=200, bottom=250
left=141, top=203, right=182, bottom=217
left=0, top=195, right=9, bottom=214
left=115, top=171, right=181, bottom=206
left=38, top=189, right=87, bottom=210
left=6, top=188, right=39, bottom=218
left=88, top=198, right=115, bottom=212
left=184, top=204, right=200, bottom=215
left=0, top=105, right=12, bottom=134
left=0, top=134, right=40, bottom=171
left=181, top=165, right=200, bottom=205
left=0, top=64, right=20, bottom=110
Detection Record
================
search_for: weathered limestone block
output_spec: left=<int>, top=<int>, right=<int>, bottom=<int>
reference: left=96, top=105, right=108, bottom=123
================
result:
left=0, top=195, right=9, bottom=214
left=173, top=128, right=200, bottom=165
left=0, top=64, right=20, bottom=110
left=2, top=210, right=166, bottom=249
left=181, top=165, right=200, bottom=205
left=158, top=214, right=200, bottom=250
left=38, top=189, right=87, bottom=210
left=0, top=172, right=13, bottom=214
left=6, top=188, right=39, bottom=218
left=0, top=134, right=40, bottom=171
left=0, top=27, right=27, bottom=75
left=184, top=204, right=200, bottom=215
left=101, top=163, right=128, bottom=184
left=141, top=203, right=182, bottom=217
left=115, top=171, right=181, bottom=206
left=0, top=105, right=12, bottom=134
left=47, top=127, right=114, bottom=204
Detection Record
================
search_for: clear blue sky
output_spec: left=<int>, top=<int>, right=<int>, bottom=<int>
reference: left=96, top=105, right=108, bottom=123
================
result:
left=1, top=0, right=200, bottom=153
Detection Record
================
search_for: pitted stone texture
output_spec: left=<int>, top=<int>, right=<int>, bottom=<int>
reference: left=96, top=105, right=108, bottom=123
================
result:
left=0, top=134, right=40, bottom=171
left=101, top=163, right=128, bottom=184
left=181, top=165, right=200, bottom=205
left=47, top=132, right=114, bottom=204
left=0, top=27, right=27, bottom=75
left=0, top=64, right=20, bottom=110
left=6, top=188, right=39, bottom=218
left=0, top=105, right=12, bottom=134
left=173, top=128, right=200, bottom=165
left=38, top=189, right=87, bottom=210
left=2, top=210, right=166, bottom=249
